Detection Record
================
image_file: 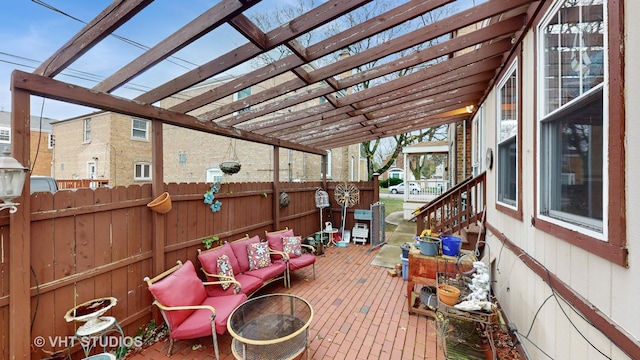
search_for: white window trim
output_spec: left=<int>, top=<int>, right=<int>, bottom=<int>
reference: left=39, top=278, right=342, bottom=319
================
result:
left=134, top=162, right=152, bottom=181
left=131, top=118, right=149, bottom=141
left=0, top=126, right=11, bottom=143
left=83, top=118, right=91, bottom=143
left=535, top=0, right=609, bottom=241
left=324, top=150, right=332, bottom=178
left=496, top=60, right=518, bottom=210
left=233, top=87, right=252, bottom=115
left=206, top=168, right=223, bottom=183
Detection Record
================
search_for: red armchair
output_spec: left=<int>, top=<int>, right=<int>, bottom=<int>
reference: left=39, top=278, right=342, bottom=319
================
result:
left=144, top=260, right=247, bottom=359
left=265, top=228, right=317, bottom=287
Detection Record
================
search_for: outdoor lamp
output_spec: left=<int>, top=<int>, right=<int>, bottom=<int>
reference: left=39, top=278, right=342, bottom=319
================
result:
left=0, top=150, right=28, bottom=213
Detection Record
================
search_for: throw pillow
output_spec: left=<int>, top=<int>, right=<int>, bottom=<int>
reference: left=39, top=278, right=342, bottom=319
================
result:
left=247, top=242, right=272, bottom=271
left=217, top=254, right=235, bottom=290
left=282, top=236, right=303, bottom=258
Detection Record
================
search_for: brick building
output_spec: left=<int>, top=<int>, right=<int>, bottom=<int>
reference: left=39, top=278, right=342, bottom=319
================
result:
left=50, top=72, right=364, bottom=186
left=0, top=110, right=55, bottom=176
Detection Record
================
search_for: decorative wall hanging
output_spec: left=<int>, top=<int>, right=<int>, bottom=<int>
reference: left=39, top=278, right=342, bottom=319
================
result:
left=279, top=192, right=290, bottom=208
left=147, top=192, right=172, bottom=214
left=204, top=182, right=222, bottom=213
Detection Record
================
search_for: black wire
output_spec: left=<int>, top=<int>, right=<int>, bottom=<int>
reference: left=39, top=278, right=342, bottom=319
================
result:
left=517, top=331, right=554, bottom=359
left=31, top=0, right=198, bottom=70
left=30, top=266, right=40, bottom=332
left=546, top=270, right=612, bottom=360
left=525, top=293, right=554, bottom=337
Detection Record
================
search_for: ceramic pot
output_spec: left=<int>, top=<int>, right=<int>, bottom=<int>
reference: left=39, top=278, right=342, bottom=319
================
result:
left=437, top=284, right=461, bottom=306
left=147, top=192, right=172, bottom=214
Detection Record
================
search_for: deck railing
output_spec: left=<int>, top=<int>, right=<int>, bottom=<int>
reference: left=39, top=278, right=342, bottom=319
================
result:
left=412, top=172, right=486, bottom=235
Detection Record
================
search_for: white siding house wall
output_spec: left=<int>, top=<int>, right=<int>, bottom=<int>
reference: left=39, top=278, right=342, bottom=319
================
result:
left=479, top=1, right=638, bottom=358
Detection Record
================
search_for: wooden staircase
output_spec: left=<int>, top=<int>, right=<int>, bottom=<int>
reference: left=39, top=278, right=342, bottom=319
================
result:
left=411, top=172, right=486, bottom=248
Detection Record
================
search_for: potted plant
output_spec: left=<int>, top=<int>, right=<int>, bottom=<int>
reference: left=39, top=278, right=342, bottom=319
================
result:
left=202, top=235, right=219, bottom=250
left=220, top=161, right=241, bottom=175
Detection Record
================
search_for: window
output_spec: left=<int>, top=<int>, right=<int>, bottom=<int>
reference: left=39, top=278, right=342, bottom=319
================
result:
left=87, top=162, right=96, bottom=179
left=471, top=105, right=485, bottom=177
left=178, top=152, right=187, bottom=165
left=134, top=162, right=152, bottom=181
left=497, top=62, right=518, bottom=208
left=323, top=150, right=332, bottom=178
left=0, top=127, right=10, bottom=143
left=538, top=0, right=606, bottom=235
left=206, top=168, right=223, bottom=183
left=131, top=118, right=149, bottom=140
left=234, top=87, right=252, bottom=114
left=83, top=118, right=91, bottom=143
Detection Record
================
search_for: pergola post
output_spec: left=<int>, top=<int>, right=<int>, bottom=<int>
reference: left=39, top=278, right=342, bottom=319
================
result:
left=9, top=84, right=31, bottom=360
left=273, top=146, right=280, bottom=230
left=151, top=120, right=166, bottom=278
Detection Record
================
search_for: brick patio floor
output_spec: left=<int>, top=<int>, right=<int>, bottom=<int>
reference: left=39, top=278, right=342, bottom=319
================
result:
left=129, top=242, right=446, bottom=360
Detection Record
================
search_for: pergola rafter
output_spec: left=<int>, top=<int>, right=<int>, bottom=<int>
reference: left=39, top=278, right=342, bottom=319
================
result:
left=25, top=0, right=540, bottom=153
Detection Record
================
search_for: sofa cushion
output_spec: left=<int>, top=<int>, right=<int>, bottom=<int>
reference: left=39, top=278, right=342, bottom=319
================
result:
left=229, top=235, right=260, bottom=273
left=282, top=236, right=303, bottom=258
left=148, top=260, right=206, bottom=329
left=205, top=273, right=263, bottom=297
left=247, top=242, right=272, bottom=271
left=171, top=292, right=247, bottom=338
left=245, top=259, right=287, bottom=281
left=198, top=243, right=240, bottom=277
left=266, top=228, right=294, bottom=260
left=288, top=253, right=316, bottom=271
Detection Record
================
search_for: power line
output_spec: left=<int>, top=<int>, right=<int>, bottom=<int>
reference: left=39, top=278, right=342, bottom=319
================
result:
left=30, top=0, right=198, bottom=70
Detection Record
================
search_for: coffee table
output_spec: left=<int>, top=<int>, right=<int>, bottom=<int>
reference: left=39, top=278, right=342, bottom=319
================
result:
left=227, top=294, right=313, bottom=360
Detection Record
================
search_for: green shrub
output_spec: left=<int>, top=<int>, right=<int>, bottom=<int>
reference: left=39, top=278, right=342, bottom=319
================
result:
left=388, top=178, right=403, bottom=186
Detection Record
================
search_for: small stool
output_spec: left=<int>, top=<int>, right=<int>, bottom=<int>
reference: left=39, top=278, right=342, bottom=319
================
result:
left=71, top=316, right=124, bottom=359
left=84, top=353, right=116, bottom=360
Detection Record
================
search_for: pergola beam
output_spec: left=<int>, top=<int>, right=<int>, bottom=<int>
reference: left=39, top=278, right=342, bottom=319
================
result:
left=11, top=70, right=326, bottom=156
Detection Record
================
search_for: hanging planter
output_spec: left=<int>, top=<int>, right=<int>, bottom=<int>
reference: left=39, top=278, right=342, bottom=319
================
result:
left=220, top=160, right=241, bottom=175
left=220, top=139, right=241, bottom=175
left=147, top=192, right=172, bottom=214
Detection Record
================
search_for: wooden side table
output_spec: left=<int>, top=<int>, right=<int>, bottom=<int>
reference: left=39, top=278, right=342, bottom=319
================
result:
left=407, top=247, right=474, bottom=317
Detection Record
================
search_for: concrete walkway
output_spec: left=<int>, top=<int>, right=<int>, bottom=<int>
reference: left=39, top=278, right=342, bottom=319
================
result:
left=385, top=211, right=417, bottom=246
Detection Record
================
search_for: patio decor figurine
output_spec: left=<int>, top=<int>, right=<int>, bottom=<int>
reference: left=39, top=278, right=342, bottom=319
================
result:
left=454, top=261, right=495, bottom=312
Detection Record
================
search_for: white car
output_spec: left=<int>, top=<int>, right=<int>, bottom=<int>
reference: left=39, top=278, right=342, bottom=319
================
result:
left=389, top=182, right=421, bottom=194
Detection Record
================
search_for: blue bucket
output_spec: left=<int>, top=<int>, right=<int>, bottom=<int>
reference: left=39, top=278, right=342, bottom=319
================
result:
left=417, top=236, right=440, bottom=256
left=441, top=235, right=462, bottom=256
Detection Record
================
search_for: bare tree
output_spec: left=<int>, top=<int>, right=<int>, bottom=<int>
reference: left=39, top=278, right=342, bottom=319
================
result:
left=249, top=0, right=455, bottom=179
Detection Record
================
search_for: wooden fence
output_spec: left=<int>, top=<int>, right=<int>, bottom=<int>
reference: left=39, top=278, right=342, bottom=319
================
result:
left=0, top=180, right=377, bottom=359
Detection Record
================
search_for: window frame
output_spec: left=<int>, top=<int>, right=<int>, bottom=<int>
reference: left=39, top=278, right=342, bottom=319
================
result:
left=495, top=55, right=523, bottom=220
left=206, top=168, right=223, bottom=183
left=496, top=60, right=519, bottom=211
left=534, top=0, right=626, bottom=266
left=131, top=118, right=149, bottom=141
left=233, top=87, right=252, bottom=114
left=83, top=118, right=91, bottom=143
left=134, top=162, right=152, bottom=181
left=0, top=126, right=10, bottom=143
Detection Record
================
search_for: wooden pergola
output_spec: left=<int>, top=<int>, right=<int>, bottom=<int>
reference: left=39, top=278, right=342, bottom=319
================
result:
left=9, top=0, right=543, bottom=357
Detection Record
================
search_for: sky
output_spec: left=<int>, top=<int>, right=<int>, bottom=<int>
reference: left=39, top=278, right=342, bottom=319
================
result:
left=0, top=0, right=479, bottom=121
left=0, top=0, right=265, bottom=120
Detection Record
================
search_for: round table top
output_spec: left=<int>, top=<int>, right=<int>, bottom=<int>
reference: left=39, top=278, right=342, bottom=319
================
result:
left=227, top=293, right=313, bottom=345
